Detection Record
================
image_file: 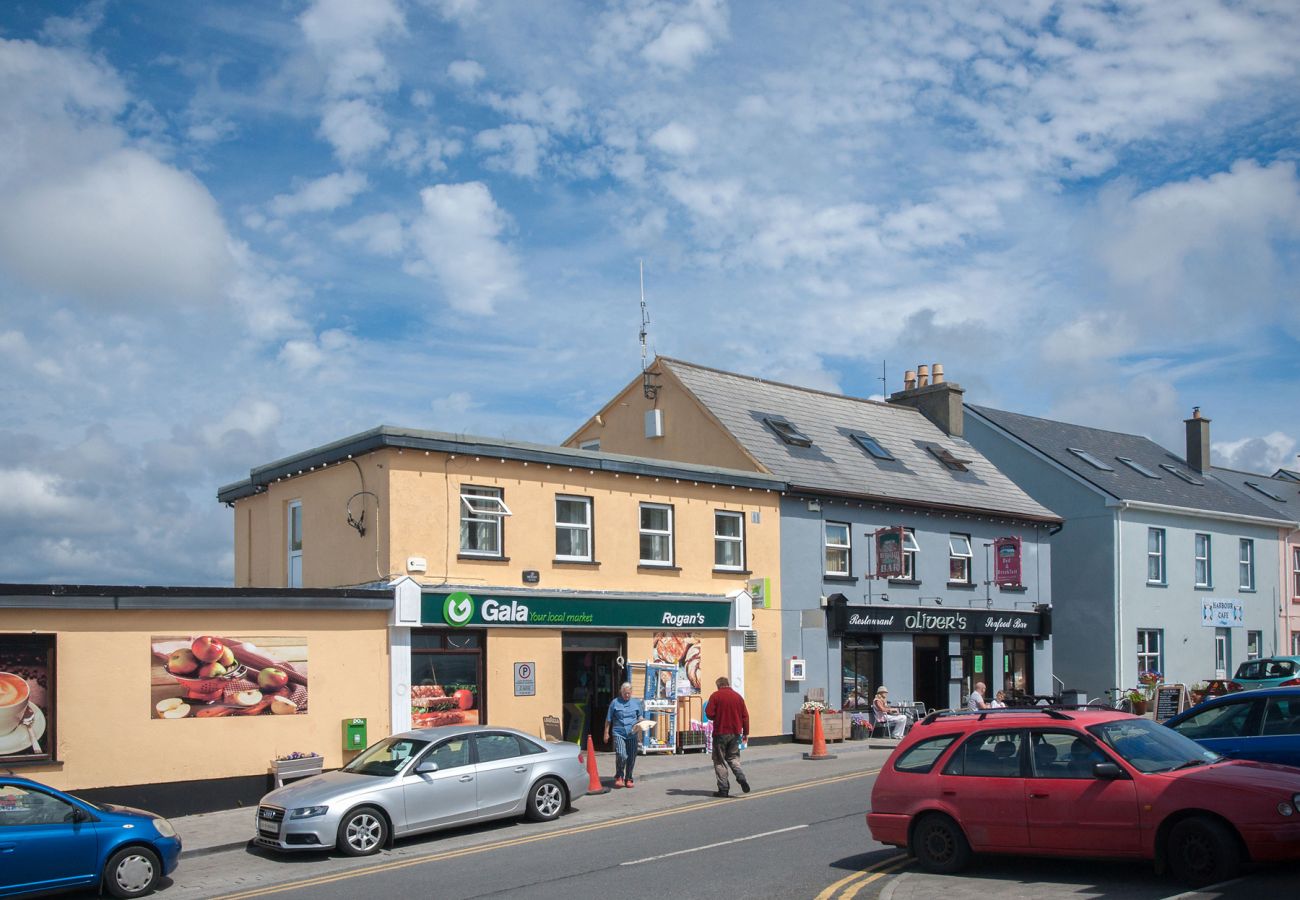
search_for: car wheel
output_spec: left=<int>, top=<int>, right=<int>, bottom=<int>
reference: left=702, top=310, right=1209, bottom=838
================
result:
left=103, top=846, right=161, bottom=898
left=336, top=806, right=388, bottom=856
left=909, top=813, right=972, bottom=874
left=1167, top=817, right=1241, bottom=887
left=526, top=777, right=567, bottom=822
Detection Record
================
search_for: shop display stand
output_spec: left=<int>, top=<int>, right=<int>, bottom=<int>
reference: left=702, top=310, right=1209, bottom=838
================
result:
left=629, top=662, right=678, bottom=754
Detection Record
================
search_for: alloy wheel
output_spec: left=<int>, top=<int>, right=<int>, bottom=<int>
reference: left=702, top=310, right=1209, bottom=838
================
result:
left=345, top=813, right=383, bottom=852
left=535, top=781, right=564, bottom=817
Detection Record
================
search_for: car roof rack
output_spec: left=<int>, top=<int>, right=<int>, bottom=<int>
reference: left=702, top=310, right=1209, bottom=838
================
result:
left=918, top=707, right=1075, bottom=726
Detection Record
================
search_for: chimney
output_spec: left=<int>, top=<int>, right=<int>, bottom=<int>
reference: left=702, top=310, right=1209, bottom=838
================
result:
left=888, top=361, right=965, bottom=437
left=1184, top=407, right=1211, bottom=473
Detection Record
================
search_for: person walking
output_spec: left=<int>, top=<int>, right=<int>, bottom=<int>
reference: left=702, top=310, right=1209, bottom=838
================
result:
left=967, top=681, right=988, bottom=711
left=603, top=682, right=645, bottom=788
left=705, top=676, right=750, bottom=797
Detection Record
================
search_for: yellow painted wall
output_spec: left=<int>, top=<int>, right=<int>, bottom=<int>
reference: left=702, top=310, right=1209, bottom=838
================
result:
left=11, top=609, right=389, bottom=792
left=567, top=365, right=760, bottom=472
left=483, top=628, right=563, bottom=739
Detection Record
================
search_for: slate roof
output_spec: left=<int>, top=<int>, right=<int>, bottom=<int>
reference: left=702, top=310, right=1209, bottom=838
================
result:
left=1212, top=468, right=1300, bottom=524
left=658, top=359, right=1059, bottom=522
left=968, top=405, right=1292, bottom=523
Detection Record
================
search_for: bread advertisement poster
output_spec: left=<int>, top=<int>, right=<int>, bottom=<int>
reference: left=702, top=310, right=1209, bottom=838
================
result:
left=652, top=632, right=702, bottom=696
left=0, top=633, right=56, bottom=762
left=151, top=635, right=308, bottom=720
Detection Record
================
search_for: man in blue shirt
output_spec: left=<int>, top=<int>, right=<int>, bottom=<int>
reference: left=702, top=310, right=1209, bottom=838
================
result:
left=603, top=681, right=645, bottom=788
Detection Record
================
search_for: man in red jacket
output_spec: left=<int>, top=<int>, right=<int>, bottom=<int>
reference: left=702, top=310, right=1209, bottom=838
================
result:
left=705, top=676, right=750, bottom=797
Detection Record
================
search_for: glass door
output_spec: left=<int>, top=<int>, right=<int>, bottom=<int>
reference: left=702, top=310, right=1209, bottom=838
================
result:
left=1214, top=628, right=1230, bottom=679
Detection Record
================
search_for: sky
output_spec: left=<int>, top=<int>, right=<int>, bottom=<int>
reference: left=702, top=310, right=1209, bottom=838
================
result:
left=1, top=0, right=1298, bottom=586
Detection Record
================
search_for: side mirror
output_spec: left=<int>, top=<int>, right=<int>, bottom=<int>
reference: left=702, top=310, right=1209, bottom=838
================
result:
left=1093, top=762, right=1123, bottom=779
left=65, top=807, right=90, bottom=823
left=415, top=759, right=439, bottom=774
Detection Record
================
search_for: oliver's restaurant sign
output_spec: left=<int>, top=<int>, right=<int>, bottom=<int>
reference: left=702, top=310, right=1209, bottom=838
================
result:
left=421, top=591, right=732, bottom=630
left=831, top=604, right=1047, bottom=637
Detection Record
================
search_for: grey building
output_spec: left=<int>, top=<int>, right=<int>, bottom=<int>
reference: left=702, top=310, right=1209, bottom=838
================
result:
left=965, top=406, right=1296, bottom=701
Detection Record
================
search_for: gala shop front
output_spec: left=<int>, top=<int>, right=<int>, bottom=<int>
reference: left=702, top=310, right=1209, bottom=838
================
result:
left=386, top=582, right=770, bottom=747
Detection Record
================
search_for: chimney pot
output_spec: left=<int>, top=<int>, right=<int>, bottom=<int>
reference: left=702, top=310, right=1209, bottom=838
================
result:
left=1192, top=406, right=1201, bottom=419
left=904, top=369, right=917, bottom=390
left=917, top=364, right=929, bottom=387
left=933, top=363, right=944, bottom=384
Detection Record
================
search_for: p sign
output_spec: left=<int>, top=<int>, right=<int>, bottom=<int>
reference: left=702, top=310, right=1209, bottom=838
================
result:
left=514, top=662, right=536, bottom=697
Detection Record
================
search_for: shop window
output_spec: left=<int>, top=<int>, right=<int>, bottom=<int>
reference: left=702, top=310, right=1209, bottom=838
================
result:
left=714, top=510, right=745, bottom=571
left=1247, top=630, right=1262, bottom=660
left=948, top=533, right=972, bottom=584
left=639, top=503, right=674, bottom=566
left=842, top=638, right=881, bottom=710
left=1194, top=533, right=1211, bottom=587
left=555, top=496, right=593, bottom=561
left=1239, top=539, right=1255, bottom=591
left=461, top=486, right=509, bottom=557
left=287, top=500, right=302, bottom=588
left=411, top=630, right=483, bottom=726
left=824, top=522, right=850, bottom=576
left=1147, top=528, right=1166, bottom=584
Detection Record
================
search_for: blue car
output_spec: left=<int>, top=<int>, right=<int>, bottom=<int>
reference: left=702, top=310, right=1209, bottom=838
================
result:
left=1232, top=656, right=1300, bottom=690
left=1164, top=687, right=1300, bottom=767
left=0, top=776, right=181, bottom=898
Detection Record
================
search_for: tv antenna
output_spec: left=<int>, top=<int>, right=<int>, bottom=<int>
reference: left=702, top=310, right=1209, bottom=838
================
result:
left=639, top=260, right=660, bottom=401
left=879, top=360, right=887, bottom=397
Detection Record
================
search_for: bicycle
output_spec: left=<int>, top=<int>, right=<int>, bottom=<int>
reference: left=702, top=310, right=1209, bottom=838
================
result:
left=1086, top=687, right=1138, bottom=713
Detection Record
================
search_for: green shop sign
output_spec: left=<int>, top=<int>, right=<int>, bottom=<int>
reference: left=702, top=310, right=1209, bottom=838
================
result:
left=422, top=591, right=732, bottom=630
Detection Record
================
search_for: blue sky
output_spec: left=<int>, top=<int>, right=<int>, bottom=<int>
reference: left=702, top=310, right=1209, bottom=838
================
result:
left=1, top=0, right=1298, bottom=585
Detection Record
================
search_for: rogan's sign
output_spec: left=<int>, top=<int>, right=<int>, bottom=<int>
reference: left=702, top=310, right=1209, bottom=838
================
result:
left=831, top=604, right=1046, bottom=637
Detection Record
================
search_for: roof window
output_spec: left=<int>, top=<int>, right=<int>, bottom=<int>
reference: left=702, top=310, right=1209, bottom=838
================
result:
left=851, top=433, right=895, bottom=461
left=927, top=445, right=971, bottom=472
left=1245, top=481, right=1286, bottom=502
left=1158, top=464, right=1203, bottom=486
left=1116, top=456, right=1161, bottom=479
left=764, top=418, right=812, bottom=447
left=1067, top=448, right=1115, bottom=471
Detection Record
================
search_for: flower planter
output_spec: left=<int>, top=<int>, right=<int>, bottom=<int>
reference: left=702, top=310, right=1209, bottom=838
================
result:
left=793, top=711, right=848, bottom=743
left=271, top=755, right=323, bottom=787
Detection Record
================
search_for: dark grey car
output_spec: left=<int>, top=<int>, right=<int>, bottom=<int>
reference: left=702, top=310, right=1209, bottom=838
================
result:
left=254, top=725, right=588, bottom=856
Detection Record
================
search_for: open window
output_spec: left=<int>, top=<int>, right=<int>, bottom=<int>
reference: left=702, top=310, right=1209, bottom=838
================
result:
left=764, top=417, right=813, bottom=447
left=927, top=445, right=971, bottom=472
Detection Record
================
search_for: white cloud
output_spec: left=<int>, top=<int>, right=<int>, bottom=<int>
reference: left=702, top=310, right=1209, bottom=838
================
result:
left=475, top=124, right=546, bottom=178
left=0, top=468, right=80, bottom=519
left=486, top=86, right=586, bottom=135
left=648, top=121, right=698, bottom=155
left=406, top=182, right=522, bottom=314
left=1214, top=432, right=1298, bottom=475
left=448, top=59, right=486, bottom=86
left=594, top=0, right=730, bottom=74
left=336, top=213, right=405, bottom=257
left=270, top=170, right=369, bottom=216
left=299, top=0, right=405, bottom=97
left=319, top=98, right=391, bottom=163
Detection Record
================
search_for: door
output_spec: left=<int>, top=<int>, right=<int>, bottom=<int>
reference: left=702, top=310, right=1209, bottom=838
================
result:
left=0, top=785, right=99, bottom=894
left=1166, top=698, right=1262, bottom=760
left=473, top=733, right=534, bottom=817
left=1214, top=629, right=1230, bottom=679
left=935, top=729, right=1029, bottom=850
left=562, top=644, right=621, bottom=750
left=913, top=636, right=948, bottom=713
left=401, top=736, right=477, bottom=832
left=960, top=636, right=992, bottom=703
left=1024, top=731, right=1140, bottom=854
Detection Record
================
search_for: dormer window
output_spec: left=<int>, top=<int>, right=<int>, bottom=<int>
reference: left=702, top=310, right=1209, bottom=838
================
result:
left=764, top=417, right=812, bottom=447
left=1116, top=457, right=1161, bottom=479
left=851, top=433, right=894, bottom=461
left=1067, top=448, right=1114, bottom=471
left=927, top=445, right=970, bottom=472
left=1159, top=464, right=1203, bottom=486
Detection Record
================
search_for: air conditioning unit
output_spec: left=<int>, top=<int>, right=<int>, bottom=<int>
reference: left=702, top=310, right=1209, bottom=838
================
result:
left=645, top=409, right=664, bottom=439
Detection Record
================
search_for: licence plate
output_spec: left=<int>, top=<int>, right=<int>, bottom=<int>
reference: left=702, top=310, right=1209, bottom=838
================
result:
left=258, top=822, right=279, bottom=835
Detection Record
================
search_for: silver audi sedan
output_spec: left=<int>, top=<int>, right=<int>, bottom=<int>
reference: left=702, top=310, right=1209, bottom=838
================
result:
left=254, top=725, right=588, bottom=856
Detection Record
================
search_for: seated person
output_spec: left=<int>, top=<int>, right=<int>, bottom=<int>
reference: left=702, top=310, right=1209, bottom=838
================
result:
left=872, top=686, right=908, bottom=739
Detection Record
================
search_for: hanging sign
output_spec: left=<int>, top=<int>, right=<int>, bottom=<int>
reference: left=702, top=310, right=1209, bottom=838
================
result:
left=993, top=537, right=1022, bottom=586
left=875, top=528, right=904, bottom=579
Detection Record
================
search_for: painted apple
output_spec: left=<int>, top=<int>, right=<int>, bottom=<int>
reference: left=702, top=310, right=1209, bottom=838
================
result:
left=453, top=689, right=475, bottom=710
left=167, top=648, right=200, bottom=676
left=217, top=646, right=237, bottom=668
left=197, top=661, right=228, bottom=678
left=258, top=667, right=290, bottom=692
left=191, top=635, right=225, bottom=663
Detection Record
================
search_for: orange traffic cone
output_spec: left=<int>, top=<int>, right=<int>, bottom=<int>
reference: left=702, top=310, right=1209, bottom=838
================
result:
left=802, top=708, right=838, bottom=760
left=584, top=734, right=610, bottom=794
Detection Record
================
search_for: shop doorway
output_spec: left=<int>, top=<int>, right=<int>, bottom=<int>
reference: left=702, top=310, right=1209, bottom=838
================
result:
left=842, top=638, right=882, bottom=711
left=913, top=636, right=948, bottom=712
left=960, top=636, right=992, bottom=704
left=561, top=632, right=624, bottom=751
left=1002, top=637, right=1034, bottom=702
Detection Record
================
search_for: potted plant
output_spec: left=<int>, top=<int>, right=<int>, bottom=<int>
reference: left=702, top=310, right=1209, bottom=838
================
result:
left=794, top=700, right=848, bottom=742
left=1126, top=688, right=1147, bottom=715
left=1189, top=681, right=1209, bottom=707
left=1138, top=670, right=1162, bottom=702
left=272, top=751, right=323, bottom=787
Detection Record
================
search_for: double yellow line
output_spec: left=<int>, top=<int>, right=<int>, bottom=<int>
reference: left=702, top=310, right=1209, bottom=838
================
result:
left=814, top=853, right=911, bottom=900
left=215, top=768, right=880, bottom=899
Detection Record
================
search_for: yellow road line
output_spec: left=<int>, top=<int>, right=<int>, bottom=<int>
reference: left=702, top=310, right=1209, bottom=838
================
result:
left=813, top=853, right=907, bottom=900
left=840, top=856, right=911, bottom=899
left=214, top=768, right=881, bottom=900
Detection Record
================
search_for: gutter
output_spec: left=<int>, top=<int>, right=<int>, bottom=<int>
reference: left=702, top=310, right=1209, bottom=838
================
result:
left=1109, top=498, right=1295, bottom=530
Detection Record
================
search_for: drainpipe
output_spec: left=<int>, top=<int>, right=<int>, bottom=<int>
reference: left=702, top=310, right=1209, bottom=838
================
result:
left=1114, top=507, right=1124, bottom=693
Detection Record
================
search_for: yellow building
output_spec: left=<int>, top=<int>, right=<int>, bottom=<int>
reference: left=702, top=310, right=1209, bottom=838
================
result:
left=219, top=426, right=785, bottom=741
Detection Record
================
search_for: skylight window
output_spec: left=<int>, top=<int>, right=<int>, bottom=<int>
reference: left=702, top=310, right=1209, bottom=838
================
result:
left=851, top=433, right=894, bottom=461
left=1116, top=456, right=1162, bottom=479
left=1245, top=481, right=1286, bottom=502
left=927, top=445, right=970, bottom=472
left=764, top=417, right=812, bottom=447
left=1159, top=464, right=1204, bottom=486
left=1067, top=448, right=1115, bottom=471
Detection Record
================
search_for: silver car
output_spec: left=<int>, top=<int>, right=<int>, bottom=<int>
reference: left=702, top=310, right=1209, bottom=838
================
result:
left=254, top=725, right=588, bottom=856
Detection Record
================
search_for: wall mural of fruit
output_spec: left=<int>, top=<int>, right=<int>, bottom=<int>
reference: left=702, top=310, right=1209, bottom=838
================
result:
left=151, top=635, right=308, bottom=719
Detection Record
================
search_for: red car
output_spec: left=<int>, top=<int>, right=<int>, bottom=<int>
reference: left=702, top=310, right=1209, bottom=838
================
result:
left=867, top=707, right=1300, bottom=886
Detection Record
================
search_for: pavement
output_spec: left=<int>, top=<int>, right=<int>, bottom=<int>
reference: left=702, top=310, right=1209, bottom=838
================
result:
left=173, top=734, right=901, bottom=858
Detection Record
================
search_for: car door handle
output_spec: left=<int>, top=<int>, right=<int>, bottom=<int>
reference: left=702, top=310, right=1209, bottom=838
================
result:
left=513, top=766, right=527, bottom=773
left=458, top=774, right=474, bottom=782
left=941, top=790, right=956, bottom=797
left=1028, top=792, right=1049, bottom=799
left=0, top=843, right=14, bottom=853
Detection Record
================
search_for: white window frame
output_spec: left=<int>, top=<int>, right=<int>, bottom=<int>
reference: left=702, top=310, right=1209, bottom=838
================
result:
left=948, top=534, right=972, bottom=584
left=1293, top=631, right=1300, bottom=656
left=902, top=528, right=920, bottom=581
left=1214, top=629, right=1230, bottom=676
left=460, top=486, right=509, bottom=557
left=1194, top=533, right=1212, bottom=588
left=554, top=496, right=593, bottom=562
left=287, top=500, right=303, bottom=588
left=1247, top=630, right=1263, bottom=661
left=1239, top=539, right=1255, bottom=591
left=824, top=522, right=851, bottom=576
left=1147, top=528, right=1166, bottom=585
left=714, top=510, right=745, bottom=572
left=1294, top=547, right=1300, bottom=599
left=1137, top=629, right=1162, bottom=677
left=639, top=503, right=674, bottom=566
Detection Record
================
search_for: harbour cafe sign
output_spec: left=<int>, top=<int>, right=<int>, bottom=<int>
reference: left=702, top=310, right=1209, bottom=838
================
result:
left=831, top=604, right=1047, bottom=637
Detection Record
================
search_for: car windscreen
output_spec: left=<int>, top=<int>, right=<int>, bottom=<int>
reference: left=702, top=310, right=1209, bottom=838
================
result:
left=1088, top=718, right=1220, bottom=773
left=342, top=737, right=430, bottom=776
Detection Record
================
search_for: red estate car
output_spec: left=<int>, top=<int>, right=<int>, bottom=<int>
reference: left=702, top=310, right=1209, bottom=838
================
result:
left=867, top=707, right=1300, bottom=886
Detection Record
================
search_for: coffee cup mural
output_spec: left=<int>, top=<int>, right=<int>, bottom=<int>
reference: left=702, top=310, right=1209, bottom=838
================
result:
left=0, top=671, right=31, bottom=734
left=0, top=635, right=55, bottom=762
left=151, top=635, right=309, bottom=719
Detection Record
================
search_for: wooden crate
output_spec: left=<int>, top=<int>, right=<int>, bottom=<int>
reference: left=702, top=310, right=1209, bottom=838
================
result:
left=793, top=711, right=848, bottom=743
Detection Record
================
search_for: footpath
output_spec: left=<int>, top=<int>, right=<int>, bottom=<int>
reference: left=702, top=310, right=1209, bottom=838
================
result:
left=175, top=735, right=899, bottom=858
